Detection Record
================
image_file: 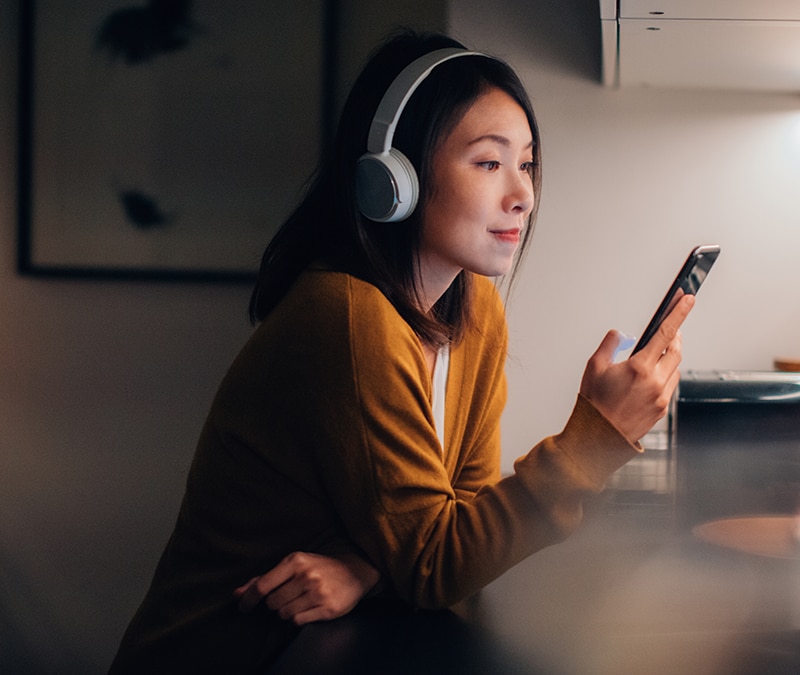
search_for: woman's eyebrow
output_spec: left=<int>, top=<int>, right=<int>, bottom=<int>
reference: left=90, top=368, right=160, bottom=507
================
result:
left=468, top=134, right=535, bottom=149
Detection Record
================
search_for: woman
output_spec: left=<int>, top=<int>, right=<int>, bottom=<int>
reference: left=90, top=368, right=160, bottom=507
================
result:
left=110, top=30, right=692, bottom=673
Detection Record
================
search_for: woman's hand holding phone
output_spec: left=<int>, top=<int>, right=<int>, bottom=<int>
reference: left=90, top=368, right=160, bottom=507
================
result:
left=579, top=294, right=695, bottom=445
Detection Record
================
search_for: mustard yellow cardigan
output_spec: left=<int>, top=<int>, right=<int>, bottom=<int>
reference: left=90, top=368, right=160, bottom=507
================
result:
left=110, top=270, right=639, bottom=673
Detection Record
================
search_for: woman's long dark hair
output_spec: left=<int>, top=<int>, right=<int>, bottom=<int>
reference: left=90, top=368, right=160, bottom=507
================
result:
left=249, top=30, right=542, bottom=347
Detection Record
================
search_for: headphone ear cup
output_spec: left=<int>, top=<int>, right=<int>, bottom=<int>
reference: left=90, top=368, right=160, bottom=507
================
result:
left=356, top=148, right=419, bottom=222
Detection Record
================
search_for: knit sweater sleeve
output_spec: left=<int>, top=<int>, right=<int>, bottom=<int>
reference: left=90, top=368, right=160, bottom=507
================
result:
left=264, top=271, right=639, bottom=609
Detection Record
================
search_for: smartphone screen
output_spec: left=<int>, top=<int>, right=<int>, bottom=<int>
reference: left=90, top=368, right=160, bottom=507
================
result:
left=630, top=244, right=720, bottom=356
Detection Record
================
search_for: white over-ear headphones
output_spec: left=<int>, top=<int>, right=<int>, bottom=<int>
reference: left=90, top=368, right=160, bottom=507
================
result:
left=355, top=47, right=482, bottom=223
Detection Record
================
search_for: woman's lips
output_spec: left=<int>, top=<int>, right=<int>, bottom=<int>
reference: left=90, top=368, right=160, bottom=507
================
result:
left=490, top=228, right=521, bottom=244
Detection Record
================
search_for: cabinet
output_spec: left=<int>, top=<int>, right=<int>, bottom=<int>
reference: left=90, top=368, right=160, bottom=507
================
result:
left=620, top=0, right=800, bottom=21
left=602, top=1, right=800, bottom=91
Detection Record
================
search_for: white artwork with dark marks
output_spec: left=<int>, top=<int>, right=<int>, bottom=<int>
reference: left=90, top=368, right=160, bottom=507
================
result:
left=22, top=0, right=326, bottom=278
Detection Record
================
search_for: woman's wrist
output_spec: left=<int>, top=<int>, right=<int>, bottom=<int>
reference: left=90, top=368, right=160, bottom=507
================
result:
left=336, top=552, right=382, bottom=596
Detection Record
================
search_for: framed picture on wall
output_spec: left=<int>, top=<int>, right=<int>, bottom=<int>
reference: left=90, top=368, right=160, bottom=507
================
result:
left=17, top=0, right=335, bottom=281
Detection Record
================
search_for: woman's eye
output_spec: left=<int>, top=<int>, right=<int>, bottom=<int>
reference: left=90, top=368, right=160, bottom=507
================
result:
left=477, top=160, right=500, bottom=171
left=520, top=161, right=535, bottom=175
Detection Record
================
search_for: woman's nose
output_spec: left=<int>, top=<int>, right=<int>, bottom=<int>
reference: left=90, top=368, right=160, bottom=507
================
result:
left=504, top=170, right=534, bottom=215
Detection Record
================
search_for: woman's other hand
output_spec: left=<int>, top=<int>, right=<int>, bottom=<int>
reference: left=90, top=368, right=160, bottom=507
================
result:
left=234, top=551, right=381, bottom=625
left=579, top=294, right=695, bottom=444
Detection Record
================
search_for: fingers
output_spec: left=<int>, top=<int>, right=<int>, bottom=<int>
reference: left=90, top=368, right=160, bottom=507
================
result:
left=664, top=362, right=681, bottom=400
left=267, top=588, right=317, bottom=623
left=235, top=575, right=281, bottom=613
left=292, top=604, right=336, bottom=626
left=235, top=553, right=303, bottom=612
left=239, top=579, right=322, bottom=624
left=639, top=294, right=694, bottom=362
left=274, top=591, right=337, bottom=626
left=657, top=328, right=683, bottom=374
left=264, top=568, right=321, bottom=614
left=235, top=552, right=336, bottom=623
left=581, top=303, right=688, bottom=443
left=235, top=551, right=376, bottom=625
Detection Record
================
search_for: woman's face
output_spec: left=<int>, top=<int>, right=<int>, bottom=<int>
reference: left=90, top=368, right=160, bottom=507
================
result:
left=417, top=86, right=535, bottom=306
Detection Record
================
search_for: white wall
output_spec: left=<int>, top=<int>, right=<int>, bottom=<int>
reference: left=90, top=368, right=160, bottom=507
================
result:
left=448, top=0, right=800, bottom=472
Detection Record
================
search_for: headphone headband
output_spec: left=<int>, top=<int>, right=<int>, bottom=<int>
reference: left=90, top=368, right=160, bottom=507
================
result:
left=366, top=47, right=483, bottom=155
left=356, top=47, right=485, bottom=223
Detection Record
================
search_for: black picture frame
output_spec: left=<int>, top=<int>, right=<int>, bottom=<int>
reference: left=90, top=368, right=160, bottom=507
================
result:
left=17, top=0, right=337, bottom=282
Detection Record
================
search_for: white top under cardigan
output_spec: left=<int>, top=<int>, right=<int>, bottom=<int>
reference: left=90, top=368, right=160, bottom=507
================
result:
left=430, top=345, right=450, bottom=453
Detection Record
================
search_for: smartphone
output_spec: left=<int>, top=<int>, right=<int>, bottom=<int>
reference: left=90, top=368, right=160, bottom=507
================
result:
left=630, top=244, right=720, bottom=356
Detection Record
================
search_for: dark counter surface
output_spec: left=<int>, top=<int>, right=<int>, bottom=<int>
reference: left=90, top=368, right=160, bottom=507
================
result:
left=270, top=504, right=800, bottom=674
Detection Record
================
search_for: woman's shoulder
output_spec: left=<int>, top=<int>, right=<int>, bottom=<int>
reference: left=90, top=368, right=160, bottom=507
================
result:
left=272, top=269, right=414, bottom=344
left=288, top=268, right=395, bottom=314
left=256, top=269, right=423, bottom=381
left=267, top=269, right=505, bottom=349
